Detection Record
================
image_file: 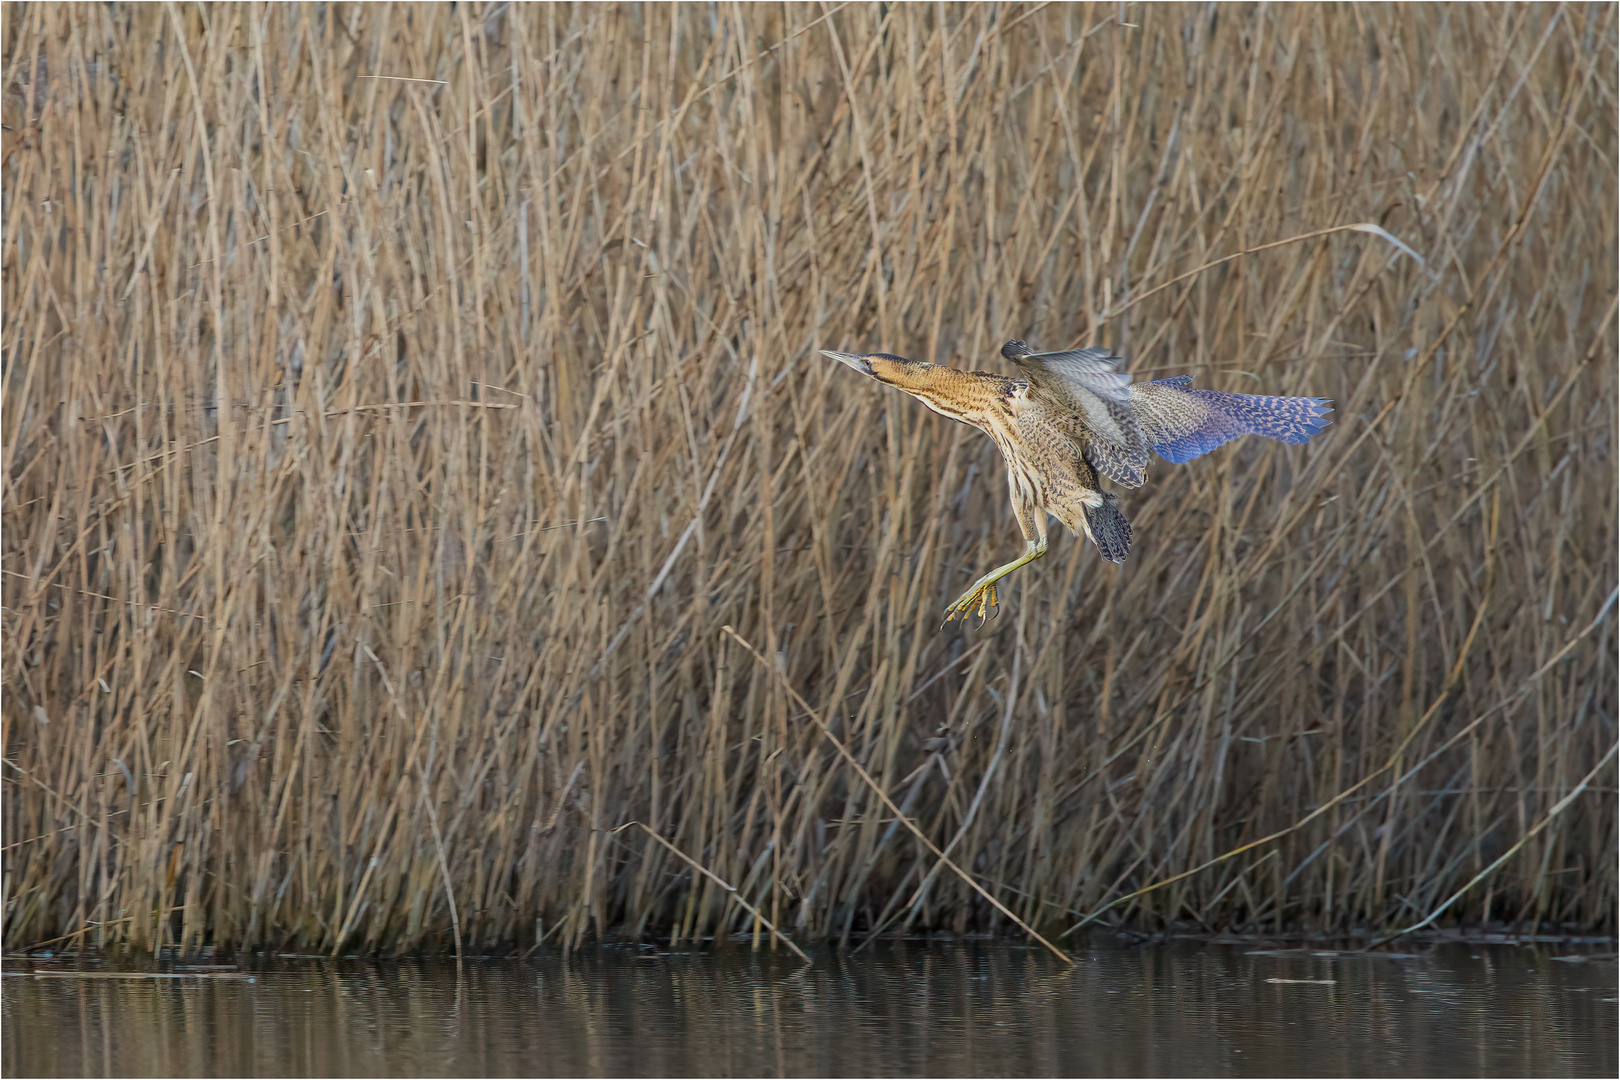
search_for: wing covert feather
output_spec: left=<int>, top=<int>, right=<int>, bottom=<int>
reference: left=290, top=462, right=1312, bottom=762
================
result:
left=1012, top=347, right=1133, bottom=404
left=1081, top=397, right=1150, bottom=487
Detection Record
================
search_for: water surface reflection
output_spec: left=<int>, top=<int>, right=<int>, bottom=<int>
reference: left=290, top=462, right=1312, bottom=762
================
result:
left=5, top=942, right=1615, bottom=1077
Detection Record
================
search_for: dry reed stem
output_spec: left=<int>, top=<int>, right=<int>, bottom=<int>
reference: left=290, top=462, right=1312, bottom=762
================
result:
left=1378, top=738, right=1620, bottom=948
left=723, top=624, right=1070, bottom=962
left=3, top=3, right=1615, bottom=953
left=615, top=819, right=810, bottom=963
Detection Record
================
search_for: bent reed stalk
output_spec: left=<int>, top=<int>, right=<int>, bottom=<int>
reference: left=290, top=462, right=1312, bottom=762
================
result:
left=3, top=3, right=1615, bottom=955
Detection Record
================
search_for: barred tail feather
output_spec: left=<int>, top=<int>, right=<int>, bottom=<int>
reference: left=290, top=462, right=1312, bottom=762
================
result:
left=1083, top=492, right=1133, bottom=562
left=1048, top=488, right=1133, bottom=562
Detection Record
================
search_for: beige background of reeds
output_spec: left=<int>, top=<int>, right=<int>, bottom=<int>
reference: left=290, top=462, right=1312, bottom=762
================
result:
left=3, top=3, right=1615, bottom=955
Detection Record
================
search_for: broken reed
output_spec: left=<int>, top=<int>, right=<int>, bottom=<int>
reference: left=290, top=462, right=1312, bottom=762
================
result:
left=3, top=3, right=1614, bottom=955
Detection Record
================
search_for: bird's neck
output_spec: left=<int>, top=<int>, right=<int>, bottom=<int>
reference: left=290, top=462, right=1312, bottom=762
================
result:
left=872, top=360, right=1020, bottom=430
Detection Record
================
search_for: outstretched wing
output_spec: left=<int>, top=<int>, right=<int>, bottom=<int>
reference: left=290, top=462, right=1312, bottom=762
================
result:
left=1002, top=339, right=1331, bottom=486
left=1129, top=376, right=1333, bottom=463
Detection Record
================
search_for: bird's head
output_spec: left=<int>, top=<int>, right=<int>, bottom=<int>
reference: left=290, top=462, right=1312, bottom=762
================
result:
left=819, top=348, right=1003, bottom=428
left=818, top=349, right=923, bottom=385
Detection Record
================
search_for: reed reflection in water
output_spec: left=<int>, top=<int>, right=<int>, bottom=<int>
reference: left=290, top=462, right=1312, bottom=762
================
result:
left=5, top=943, right=1615, bottom=1077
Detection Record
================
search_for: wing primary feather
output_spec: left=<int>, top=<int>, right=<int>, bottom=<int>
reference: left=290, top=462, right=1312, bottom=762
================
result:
left=1129, top=379, right=1332, bottom=464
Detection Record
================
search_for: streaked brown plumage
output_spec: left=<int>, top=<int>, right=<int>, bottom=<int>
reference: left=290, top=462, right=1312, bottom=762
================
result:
left=821, top=340, right=1332, bottom=625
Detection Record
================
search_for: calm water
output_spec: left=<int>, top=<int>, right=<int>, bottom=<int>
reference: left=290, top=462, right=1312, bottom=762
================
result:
left=4, top=942, right=1615, bottom=1077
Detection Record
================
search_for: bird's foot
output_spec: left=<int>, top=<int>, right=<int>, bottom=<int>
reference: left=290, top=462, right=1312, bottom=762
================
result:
left=941, top=582, right=999, bottom=628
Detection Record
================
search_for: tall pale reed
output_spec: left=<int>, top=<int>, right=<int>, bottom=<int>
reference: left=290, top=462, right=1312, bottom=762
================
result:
left=3, top=3, right=1614, bottom=953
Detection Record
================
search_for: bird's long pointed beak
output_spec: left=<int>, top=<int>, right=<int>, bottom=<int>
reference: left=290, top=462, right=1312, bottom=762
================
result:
left=819, top=349, right=873, bottom=376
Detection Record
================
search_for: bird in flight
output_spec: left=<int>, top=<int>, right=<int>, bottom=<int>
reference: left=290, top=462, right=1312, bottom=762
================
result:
left=820, top=340, right=1332, bottom=626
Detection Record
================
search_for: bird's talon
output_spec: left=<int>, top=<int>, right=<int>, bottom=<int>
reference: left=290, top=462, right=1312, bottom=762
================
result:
left=942, top=584, right=994, bottom=629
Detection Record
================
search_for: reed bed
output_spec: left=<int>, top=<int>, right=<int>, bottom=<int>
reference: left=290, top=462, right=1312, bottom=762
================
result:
left=3, top=3, right=1614, bottom=955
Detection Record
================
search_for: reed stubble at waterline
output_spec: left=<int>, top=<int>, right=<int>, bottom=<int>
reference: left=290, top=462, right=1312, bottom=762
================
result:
left=3, top=3, right=1614, bottom=954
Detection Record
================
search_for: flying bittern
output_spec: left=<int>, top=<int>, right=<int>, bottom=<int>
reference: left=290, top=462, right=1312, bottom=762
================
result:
left=820, top=340, right=1332, bottom=625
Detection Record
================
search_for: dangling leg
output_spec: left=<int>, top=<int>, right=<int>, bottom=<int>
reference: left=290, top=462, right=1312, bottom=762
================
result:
left=942, top=494, right=1047, bottom=626
left=941, top=534, right=1048, bottom=625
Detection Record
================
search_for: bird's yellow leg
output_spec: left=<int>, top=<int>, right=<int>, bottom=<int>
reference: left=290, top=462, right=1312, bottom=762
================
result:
left=942, top=535, right=1047, bottom=626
